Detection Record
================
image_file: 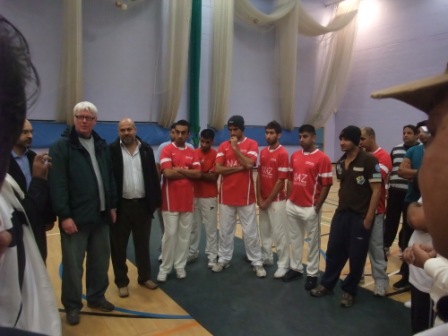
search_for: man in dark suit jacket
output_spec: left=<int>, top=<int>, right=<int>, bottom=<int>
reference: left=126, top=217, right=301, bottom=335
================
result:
left=8, top=119, right=54, bottom=261
left=110, top=118, right=162, bottom=297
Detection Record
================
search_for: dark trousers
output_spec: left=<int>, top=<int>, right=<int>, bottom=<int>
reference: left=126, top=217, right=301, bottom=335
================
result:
left=110, top=198, right=152, bottom=287
left=61, top=219, right=110, bottom=311
left=398, top=202, right=413, bottom=280
left=320, top=210, right=371, bottom=296
left=384, top=188, right=407, bottom=248
left=411, top=284, right=434, bottom=333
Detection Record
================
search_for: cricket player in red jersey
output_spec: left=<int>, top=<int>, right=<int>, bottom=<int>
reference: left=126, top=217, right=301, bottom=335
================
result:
left=213, top=115, right=266, bottom=278
left=256, top=121, right=290, bottom=279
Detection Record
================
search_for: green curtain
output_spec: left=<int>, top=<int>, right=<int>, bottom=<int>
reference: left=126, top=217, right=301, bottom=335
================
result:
left=189, top=0, right=202, bottom=147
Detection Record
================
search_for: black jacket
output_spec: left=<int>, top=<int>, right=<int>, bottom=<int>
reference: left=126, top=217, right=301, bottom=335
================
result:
left=110, top=136, right=161, bottom=216
left=8, top=150, right=55, bottom=260
left=49, top=127, right=118, bottom=227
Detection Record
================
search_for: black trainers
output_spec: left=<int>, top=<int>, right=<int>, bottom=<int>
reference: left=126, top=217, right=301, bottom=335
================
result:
left=87, top=299, right=115, bottom=312
left=393, top=278, right=411, bottom=290
left=340, top=291, right=354, bottom=308
left=282, top=269, right=303, bottom=282
left=310, top=284, right=333, bottom=297
left=66, top=309, right=80, bottom=326
left=304, top=276, right=318, bottom=290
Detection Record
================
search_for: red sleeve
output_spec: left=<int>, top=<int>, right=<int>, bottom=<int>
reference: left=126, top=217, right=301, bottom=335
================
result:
left=160, top=145, right=172, bottom=171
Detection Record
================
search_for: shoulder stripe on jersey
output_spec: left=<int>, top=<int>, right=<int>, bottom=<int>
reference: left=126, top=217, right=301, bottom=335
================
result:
left=278, top=167, right=289, bottom=172
left=160, top=158, right=171, bottom=164
left=248, top=151, right=258, bottom=157
left=319, top=172, right=333, bottom=178
left=379, top=163, right=390, bottom=174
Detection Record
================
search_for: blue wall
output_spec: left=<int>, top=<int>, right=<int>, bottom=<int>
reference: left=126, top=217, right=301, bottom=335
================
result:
left=30, top=120, right=323, bottom=149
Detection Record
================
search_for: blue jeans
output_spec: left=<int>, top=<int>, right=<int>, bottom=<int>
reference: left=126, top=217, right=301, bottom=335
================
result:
left=61, top=219, right=110, bottom=311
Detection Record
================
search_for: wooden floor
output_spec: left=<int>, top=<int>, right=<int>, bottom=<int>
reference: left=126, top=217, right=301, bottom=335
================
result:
left=45, top=172, right=409, bottom=335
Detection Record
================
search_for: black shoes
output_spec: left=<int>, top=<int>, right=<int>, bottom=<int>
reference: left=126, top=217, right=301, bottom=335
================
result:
left=282, top=269, right=303, bottom=282
left=304, top=276, right=318, bottom=290
left=87, top=299, right=115, bottom=312
left=310, top=284, right=333, bottom=297
left=393, top=278, right=411, bottom=291
left=340, top=291, right=354, bottom=308
left=66, top=310, right=80, bottom=326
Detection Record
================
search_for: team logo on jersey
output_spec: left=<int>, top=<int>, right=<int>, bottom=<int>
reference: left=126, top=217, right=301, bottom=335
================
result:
left=293, top=173, right=308, bottom=185
left=336, top=163, right=342, bottom=175
left=375, top=164, right=380, bottom=172
left=356, top=175, right=365, bottom=185
left=305, top=161, right=315, bottom=167
left=227, top=159, right=240, bottom=167
left=262, top=166, right=273, bottom=176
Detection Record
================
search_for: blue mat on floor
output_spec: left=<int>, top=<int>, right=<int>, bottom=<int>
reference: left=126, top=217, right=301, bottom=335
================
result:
left=127, top=218, right=411, bottom=336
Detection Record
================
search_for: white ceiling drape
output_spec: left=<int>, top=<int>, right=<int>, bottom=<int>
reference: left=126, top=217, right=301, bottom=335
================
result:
left=209, top=0, right=360, bottom=130
left=57, top=0, right=83, bottom=124
left=158, top=0, right=192, bottom=127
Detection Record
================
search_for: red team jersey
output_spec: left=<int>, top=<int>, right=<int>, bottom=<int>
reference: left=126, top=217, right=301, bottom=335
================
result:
left=160, top=143, right=201, bottom=212
left=288, top=149, right=333, bottom=207
left=258, top=145, right=289, bottom=201
left=194, top=148, right=218, bottom=198
left=372, top=147, right=392, bottom=214
left=216, top=137, right=258, bottom=206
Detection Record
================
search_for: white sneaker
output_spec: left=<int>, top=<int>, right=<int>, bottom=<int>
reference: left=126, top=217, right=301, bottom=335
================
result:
left=211, top=261, right=230, bottom=273
left=253, top=265, right=267, bottom=278
left=373, top=284, right=387, bottom=297
left=157, top=272, right=167, bottom=283
left=274, top=267, right=288, bottom=279
left=187, top=252, right=199, bottom=264
left=207, top=259, right=217, bottom=269
left=176, top=268, right=187, bottom=279
left=404, top=300, right=412, bottom=308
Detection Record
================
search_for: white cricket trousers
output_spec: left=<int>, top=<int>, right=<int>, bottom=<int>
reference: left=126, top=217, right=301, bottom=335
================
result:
left=218, top=203, right=263, bottom=266
left=190, top=197, right=218, bottom=260
left=285, top=200, right=321, bottom=276
left=368, top=214, right=389, bottom=286
left=159, top=211, right=193, bottom=274
left=258, top=200, right=289, bottom=269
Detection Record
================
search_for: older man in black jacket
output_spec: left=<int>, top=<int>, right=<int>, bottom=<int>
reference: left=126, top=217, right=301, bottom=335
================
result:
left=110, top=118, right=162, bottom=298
left=49, top=101, right=118, bottom=326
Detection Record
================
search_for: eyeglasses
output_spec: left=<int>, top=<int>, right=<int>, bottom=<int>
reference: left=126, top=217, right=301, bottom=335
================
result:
left=75, top=115, right=96, bottom=122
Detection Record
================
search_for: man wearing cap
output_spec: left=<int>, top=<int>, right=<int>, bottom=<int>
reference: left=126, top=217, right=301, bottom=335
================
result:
left=213, top=115, right=266, bottom=278
left=372, top=63, right=448, bottom=335
left=311, top=125, right=381, bottom=308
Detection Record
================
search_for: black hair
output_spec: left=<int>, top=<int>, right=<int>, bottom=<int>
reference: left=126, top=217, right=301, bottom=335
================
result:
left=265, top=120, right=282, bottom=134
left=298, top=124, right=316, bottom=135
left=416, top=120, right=428, bottom=130
left=200, top=128, right=215, bottom=140
left=403, top=124, right=418, bottom=134
left=0, top=15, right=40, bottom=184
left=175, top=119, right=190, bottom=132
